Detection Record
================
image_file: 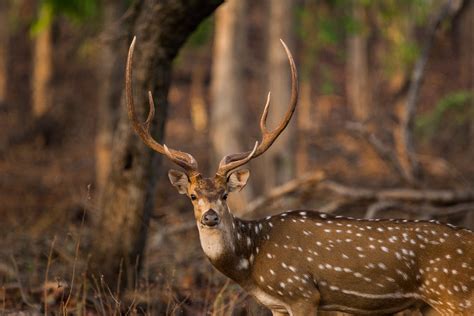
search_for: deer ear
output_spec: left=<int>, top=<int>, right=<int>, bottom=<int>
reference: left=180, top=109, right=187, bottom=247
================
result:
left=227, top=169, right=250, bottom=192
left=168, top=169, right=189, bottom=194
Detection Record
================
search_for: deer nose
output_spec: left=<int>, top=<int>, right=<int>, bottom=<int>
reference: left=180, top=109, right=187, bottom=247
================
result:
left=201, top=209, right=220, bottom=227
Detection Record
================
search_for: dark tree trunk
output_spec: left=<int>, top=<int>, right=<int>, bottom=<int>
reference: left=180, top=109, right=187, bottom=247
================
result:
left=0, top=0, right=8, bottom=106
left=95, top=0, right=128, bottom=199
left=89, top=0, right=223, bottom=289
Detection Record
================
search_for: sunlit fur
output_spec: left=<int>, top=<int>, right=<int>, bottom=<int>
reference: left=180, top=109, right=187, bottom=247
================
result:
left=169, top=169, right=474, bottom=315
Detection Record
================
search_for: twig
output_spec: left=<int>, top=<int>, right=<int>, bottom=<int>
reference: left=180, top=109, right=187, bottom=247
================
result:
left=44, top=235, right=57, bottom=315
left=2, top=285, right=5, bottom=315
left=212, top=279, right=231, bottom=316
left=346, top=122, right=407, bottom=182
left=91, top=274, right=107, bottom=316
left=102, top=277, right=121, bottom=315
left=9, top=255, right=39, bottom=310
left=115, top=258, right=123, bottom=312
left=63, top=184, right=90, bottom=314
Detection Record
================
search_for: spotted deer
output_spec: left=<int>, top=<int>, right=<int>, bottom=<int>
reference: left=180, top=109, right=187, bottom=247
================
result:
left=126, top=37, right=473, bottom=315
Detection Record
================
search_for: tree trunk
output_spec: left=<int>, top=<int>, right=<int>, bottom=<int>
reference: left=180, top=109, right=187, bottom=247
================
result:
left=455, top=0, right=474, bottom=230
left=88, top=0, right=223, bottom=290
left=190, top=62, right=208, bottom=132
left=296, top=81, right=312, bottom=177
left=264, top=0, right=296, bottom=189
left=346, top=2, right=371, bottom=122
left=95, top=0, right=127, bottom=198
left=0, top=0, right=8, bottom=106
left=210, top=0, right=251, bottom=213
left=32, top=4, right=52, bottom=118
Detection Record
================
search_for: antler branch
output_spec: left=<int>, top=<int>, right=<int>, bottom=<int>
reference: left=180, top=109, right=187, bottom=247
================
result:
left=126, top=36, right=199, bottom=175
left=216, top=39, right=298, bottom=176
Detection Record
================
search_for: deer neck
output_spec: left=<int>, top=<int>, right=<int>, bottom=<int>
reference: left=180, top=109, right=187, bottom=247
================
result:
left=197, top=214, right=259, bottom=286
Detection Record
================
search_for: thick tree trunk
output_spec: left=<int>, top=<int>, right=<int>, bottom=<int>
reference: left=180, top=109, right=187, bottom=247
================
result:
left=210, top=0, right=251, bottom=213
left=89, top=0, right=223, bottom=289
left=346, top=3, right=371, bottom=122
left=0, top=1, right=8, bottom=106
left=95, top=0, right=127, bottom=198
left=32, top=21, right=52, bottom=117
left=265, top=0, right=296, bottom=189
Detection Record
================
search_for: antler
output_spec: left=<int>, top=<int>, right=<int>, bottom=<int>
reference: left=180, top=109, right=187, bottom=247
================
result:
left=216, top=39, right=298, bottom=177
left=126, top=36, right=199, bottom=176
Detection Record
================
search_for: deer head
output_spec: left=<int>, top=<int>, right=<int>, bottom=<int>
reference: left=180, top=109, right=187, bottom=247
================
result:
left=126, top=36, right=298, bottom=260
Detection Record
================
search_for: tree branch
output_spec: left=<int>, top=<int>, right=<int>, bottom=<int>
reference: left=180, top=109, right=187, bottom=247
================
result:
left=346, top=122, right=407, bottom=181
left=365, top=201, right=474, bottom=219
left=399, top=0, right=456, bottom=183
left=319, top=180, right=474, bottom=204
left=245, top=171, right=326, bottom=215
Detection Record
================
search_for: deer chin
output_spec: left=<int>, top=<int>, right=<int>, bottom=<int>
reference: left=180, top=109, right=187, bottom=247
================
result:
left=197, top=221, right=234, bottom=261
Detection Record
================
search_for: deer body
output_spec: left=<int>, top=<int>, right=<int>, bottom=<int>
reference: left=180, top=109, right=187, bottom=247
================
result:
left=125, top=37, right=473, bottom=315
left=198, top=209, right=473, bottom=315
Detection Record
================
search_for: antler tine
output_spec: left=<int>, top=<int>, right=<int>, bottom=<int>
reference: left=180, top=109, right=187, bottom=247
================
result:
left=217, top=142, right=259, bottom=177
left=215, top=40, right=298, bottom=176
left=126, top=36, right=199, bottom=174
left=255, top=39, right=298, bottom=156
left=259, top=91, right=271, bottom=133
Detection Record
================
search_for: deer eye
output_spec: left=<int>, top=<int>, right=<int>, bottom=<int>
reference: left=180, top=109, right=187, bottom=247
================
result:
left=190, top=194, right=197, bottom=201
left=222, top=193, right=228, bottom=200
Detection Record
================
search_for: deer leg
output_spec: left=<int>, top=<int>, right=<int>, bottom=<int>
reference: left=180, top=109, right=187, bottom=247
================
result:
left=289, top=289, right=320, bottom=316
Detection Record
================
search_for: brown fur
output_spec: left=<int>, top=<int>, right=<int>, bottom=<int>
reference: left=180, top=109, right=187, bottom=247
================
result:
left=169, top=171, right=474, bottom=315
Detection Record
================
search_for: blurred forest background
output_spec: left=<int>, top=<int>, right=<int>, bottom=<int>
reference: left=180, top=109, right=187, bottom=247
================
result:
left=0, top=0, right=473, bottom=314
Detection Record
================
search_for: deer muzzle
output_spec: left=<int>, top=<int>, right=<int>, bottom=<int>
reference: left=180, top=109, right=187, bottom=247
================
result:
left=201, top=209, right=220, bottom=227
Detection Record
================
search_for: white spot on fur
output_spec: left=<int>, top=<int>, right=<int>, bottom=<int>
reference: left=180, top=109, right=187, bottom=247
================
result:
left=237, top=258, right=249, bottom=270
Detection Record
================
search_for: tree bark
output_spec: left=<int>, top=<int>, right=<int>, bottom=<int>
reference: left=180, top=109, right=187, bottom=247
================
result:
left=190, top=61, right=208, bottom=132
left=346, top=2, right=371, bottom=122
left=0, top=0, right=8, bottom=106
left=89, top=0, right=223, bottom=290
left=95, top=0, right=127, bottom=198
left=210, top=0, right=251, bottom=213
left=32, top=15, right=52, bottom=117
left=296, top=81, right=312, bottom=177
left=265, top=0, right=296, bottom=189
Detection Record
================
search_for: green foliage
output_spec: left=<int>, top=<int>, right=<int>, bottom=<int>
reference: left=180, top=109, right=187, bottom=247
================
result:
left=376, top=0, right=434, bottom=75
left=31, top=0, right=99, bottom=35
left=416, top=91, right=474, bottom=139
left=296, top=0, right=438, bottom=81
left=30, top=1, right=53, bottom=35
left=296, top=1, right=357, bottom=82
left=296, top=1, right=360, bottom=46
left=187, top=16, right=214, bottom=48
